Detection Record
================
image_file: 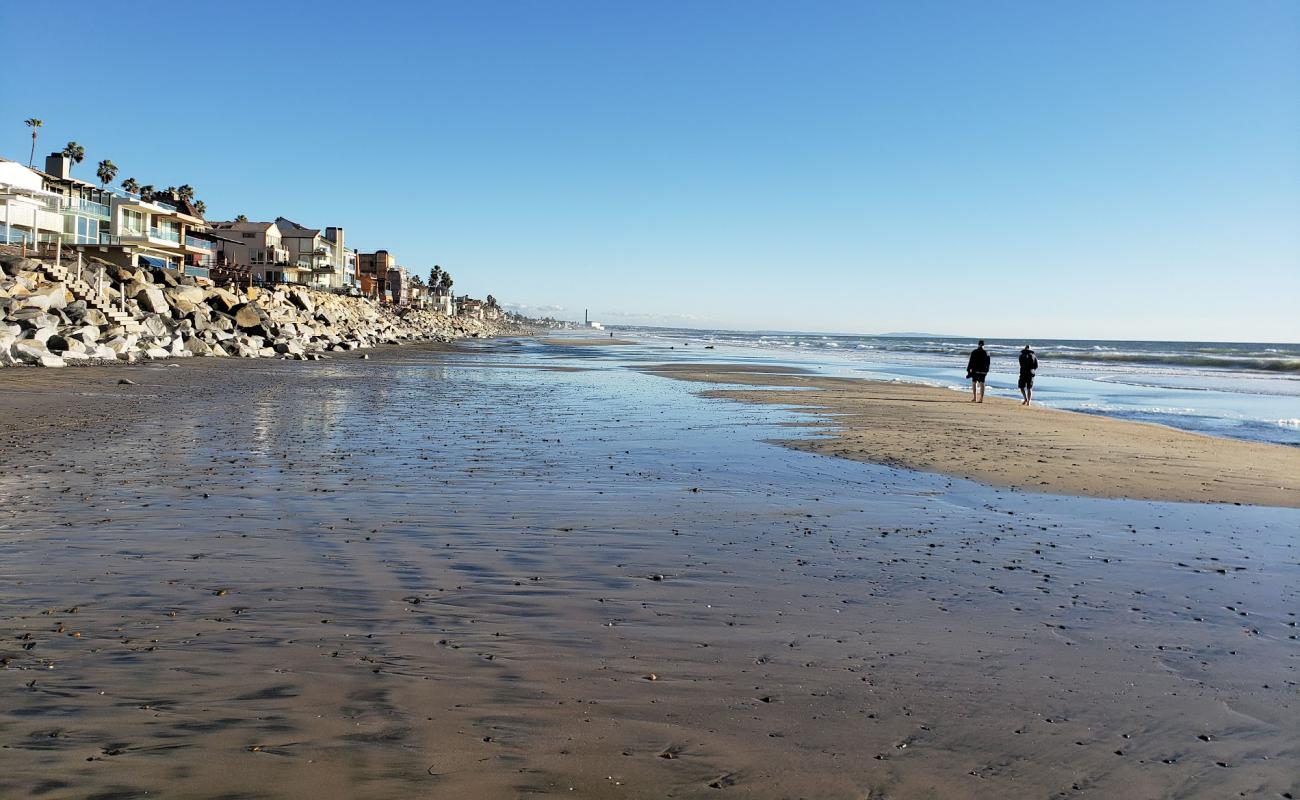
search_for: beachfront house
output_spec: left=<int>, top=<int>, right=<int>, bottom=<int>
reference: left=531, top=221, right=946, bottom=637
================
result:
left=0, top=158, right=63, bottom=247
left=321, top=227, right=356, bottom=290
left=357, top=250, right=396, bottom=299
left=39, top=153, right=114, bottom=248
left=458, top=296, right=484, bottom=320
left=273, top=218, right=352, bottom=290
left=386, top=266, right=411, bottom=305
left=98, top=188, right=208, bottom=273
left=210, top=220, right=289, bottom=283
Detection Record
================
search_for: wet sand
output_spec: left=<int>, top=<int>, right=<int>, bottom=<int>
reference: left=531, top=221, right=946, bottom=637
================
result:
left=539, top=337, right=638, bottom=346
left=1, top=345, right=1297, bottom=799
left=643, top=363, right=1300, bottom=508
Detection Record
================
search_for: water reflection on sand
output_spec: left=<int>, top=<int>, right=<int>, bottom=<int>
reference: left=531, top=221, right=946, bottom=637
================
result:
left=0, top=341, right=1296, bottom=799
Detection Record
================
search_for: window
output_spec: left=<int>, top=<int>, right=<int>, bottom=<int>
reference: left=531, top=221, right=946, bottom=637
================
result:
left=122, top=208, right=144, bottom=235
left=242, top=232, right=255, bottom=239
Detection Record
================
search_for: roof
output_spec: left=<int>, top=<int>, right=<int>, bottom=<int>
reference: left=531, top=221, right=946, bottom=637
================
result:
left=211, top=220, right=276, bottom=231
left=274, top=217, right=320, bottom=237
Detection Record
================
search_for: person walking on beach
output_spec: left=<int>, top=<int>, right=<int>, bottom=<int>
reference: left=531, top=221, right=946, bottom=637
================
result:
left=1018, top=344, right=1038, bottom=405
left=966, top=340, right=991, bottom=403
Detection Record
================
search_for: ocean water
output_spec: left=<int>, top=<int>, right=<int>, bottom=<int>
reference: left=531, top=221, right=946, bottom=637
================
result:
left=607, top=328, right=1300, bottom=446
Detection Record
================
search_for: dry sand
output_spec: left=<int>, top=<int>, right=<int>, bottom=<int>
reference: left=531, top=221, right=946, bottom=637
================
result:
left=643, top=363, right=1300, bottom=508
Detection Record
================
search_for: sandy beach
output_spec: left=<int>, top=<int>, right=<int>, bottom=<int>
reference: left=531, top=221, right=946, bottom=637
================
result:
left=1, top=344, right=1297, bottom=799
left=642, top=363, right=1300, bottom=508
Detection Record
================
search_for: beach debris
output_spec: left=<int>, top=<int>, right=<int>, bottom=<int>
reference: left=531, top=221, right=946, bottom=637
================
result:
left=117, top=378, right=137, bottom=385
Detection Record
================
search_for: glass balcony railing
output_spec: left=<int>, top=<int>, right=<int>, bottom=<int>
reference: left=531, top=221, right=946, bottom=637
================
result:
left=185, top=235, right=215, bottom=251
left=62, top=197, right=111, bottom=218
left=150, top=227, right=180, bottom=243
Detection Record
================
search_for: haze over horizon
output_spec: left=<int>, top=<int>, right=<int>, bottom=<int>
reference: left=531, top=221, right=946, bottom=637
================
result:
left=4, top=0, right=1296, bottom=342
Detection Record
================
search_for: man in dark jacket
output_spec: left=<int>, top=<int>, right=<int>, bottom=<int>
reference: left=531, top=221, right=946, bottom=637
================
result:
left=1018, top=345, right=1039, bottom=405
left=966, top=340, right=991, bottom=403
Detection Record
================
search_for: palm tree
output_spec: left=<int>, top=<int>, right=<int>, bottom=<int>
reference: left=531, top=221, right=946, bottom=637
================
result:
left=486, top=294, right=497, bottom=308
left=61, top=141, right=85, bottom=174
left=194, top=200, right=206, bottom=217
left=121, top=177, right=139, bottom=195
left=438, top=272, right=453, bottom=295
left=24, top=118, right=42, bottom=167
left=96, top=159, right=118, bottom=188
left=138, top=184, right=155, bottom=201
left=235, top=214, right=248, bottom=223
left=177, top=184, right=195, bottom=202
left=429, top=265, right=443, bottom=288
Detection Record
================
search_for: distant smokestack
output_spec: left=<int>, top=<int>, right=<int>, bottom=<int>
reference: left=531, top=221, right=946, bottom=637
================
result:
left=584, top=309, right=588, bottom=324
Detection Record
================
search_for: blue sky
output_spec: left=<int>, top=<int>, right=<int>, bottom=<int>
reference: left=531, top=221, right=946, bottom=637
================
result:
left=4, top=1, right=1297, bottom=340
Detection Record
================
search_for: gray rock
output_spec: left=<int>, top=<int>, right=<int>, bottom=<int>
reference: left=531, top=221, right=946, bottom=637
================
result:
left=134, top=284, right=169, bottom=314
left=11, top=339, right=51, bottom=364
left=82, top=308, right=108, bottom=326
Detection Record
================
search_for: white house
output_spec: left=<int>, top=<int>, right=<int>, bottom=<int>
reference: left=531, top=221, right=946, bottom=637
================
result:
left=0, top=159, right=63, bottom=247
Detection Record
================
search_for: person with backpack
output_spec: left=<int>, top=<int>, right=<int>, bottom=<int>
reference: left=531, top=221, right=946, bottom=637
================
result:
left=1018, top=345, right=1039, bottom=405
left=966, top=340, right=991, bottom=403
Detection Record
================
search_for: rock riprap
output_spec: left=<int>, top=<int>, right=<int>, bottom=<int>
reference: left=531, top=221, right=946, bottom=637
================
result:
left=0, top=255, right=527, bottom=367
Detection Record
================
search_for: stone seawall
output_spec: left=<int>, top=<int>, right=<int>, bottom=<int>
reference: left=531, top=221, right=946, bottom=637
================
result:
left=0, top=255, right=528, bottom=367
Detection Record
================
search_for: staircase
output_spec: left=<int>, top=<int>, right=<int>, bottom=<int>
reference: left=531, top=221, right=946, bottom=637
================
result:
left=38, top=261, right=142, bottom=334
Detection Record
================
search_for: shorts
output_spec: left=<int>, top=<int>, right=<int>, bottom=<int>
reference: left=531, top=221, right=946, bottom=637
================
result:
left=1018, top=373, right=1034, bottom=389
left=970, top=372, right=988, bottom=383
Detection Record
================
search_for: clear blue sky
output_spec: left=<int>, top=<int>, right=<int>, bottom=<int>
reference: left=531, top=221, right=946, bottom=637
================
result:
left=4, top=1, right=1297, bottom=341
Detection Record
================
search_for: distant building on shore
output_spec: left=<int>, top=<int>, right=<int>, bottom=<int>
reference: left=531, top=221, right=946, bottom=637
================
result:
left=209, top=217, right=353, bottom=289
left=210, top=220, right=287, bottom=282
left=357, top=250, right=396, bottom=299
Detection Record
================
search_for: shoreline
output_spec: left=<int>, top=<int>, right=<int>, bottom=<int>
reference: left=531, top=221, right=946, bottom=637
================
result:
left=641, top=363, right=1300, bottom=508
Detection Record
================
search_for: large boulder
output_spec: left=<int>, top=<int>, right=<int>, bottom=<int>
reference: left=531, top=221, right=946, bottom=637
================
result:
left=183, top=335, right=212, bottom=356
left=288, top=287, right=315, bottom=315
left=231, top=302, right=272, bottom=334
left=205, top=286, right=240, bottom=312
left=11, top=338, right=63, bottom=366
left=152, top=268, right=180, bottom=288
left=18, top=284, right=67, bottom=312
left=82, top=308, right=108, bottom=327
left=134, top=284, right=169, bottom=314
left=139, top=314, right=170, bottom=338
left=167, top=284, right=206, bottom=305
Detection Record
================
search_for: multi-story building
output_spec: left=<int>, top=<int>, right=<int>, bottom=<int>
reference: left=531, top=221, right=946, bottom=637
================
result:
left=101, top=189, right=209, bottom=273
left=209, top=220, right=290, bottom=283
left=39, top=154, right=114, bottom=248
left=0, top=158, right=63, bottom=247
left=321, top=226, right=355, bottom=290
left=385, top=266, right=410, bottom=305
left=357, top=250, right=396, bottom=298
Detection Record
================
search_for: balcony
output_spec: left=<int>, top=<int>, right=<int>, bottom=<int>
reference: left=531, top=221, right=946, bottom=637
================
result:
left=62, top=197, right=111, bottom=219
left=149, top=226, right=180, bottom=244
left=185, top=235, right=216, bottom=251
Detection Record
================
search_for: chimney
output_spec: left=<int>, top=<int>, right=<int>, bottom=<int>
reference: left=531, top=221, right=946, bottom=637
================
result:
left=44, top=153, right=71, bottom=180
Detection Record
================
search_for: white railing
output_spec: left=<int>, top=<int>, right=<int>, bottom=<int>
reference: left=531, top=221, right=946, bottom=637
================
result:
left=62, top=197, right=111, bottom=217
